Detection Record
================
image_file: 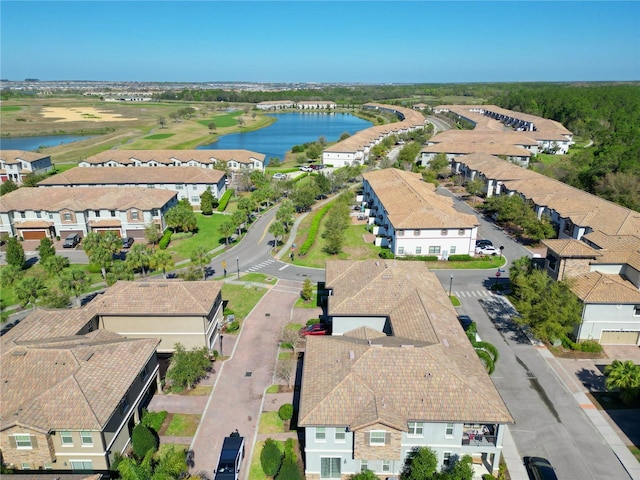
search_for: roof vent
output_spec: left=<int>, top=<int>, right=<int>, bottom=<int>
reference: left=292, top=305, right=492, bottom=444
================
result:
left=348, top=350, right=355, bottom=360
left=11, top=350, right=26, bottom=356
left=82, top=351, right=94, bottom=362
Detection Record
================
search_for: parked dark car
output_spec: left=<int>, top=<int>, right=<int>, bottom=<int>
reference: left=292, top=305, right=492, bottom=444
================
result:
left=299, top=323, right=330, bottom=336
left=525, top=457, right=558, bottom=480
left=214, top=431, right=245, bottom=480
left=62, top=233, right=81, bottom=248
left=122, top=237, right=135, bottom=248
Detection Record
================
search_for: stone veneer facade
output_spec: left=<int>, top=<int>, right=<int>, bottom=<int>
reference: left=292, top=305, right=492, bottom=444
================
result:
left=353, top=423, right=403, bottom=461
left=1, top=425, right=55, bottom=469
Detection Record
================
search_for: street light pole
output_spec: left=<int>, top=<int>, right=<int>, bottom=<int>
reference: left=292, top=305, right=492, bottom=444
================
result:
left=236, top=256, right=240, bottom=279
left=448, top=275, right=453, bottom=297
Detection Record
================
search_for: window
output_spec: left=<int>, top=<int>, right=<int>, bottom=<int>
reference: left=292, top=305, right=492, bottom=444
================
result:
left=141, top=365, right=149, bottom=381
left=397, top=230, right=404, bottom=236
left=320, top=458, right=341, bottom=479
left=634, top=306, right=640, bottom=316
left=335, top=429, right=346, bottom=442
left=443, top=452, right=451, bottom=466
left=111, top=210, right=116, bottom=217
left=441, top=229, right=448, bottom=236
left=191, top=196, right=200, bottom=203
left=70, top=460, right=93, bottom=472
left=119, top=397, right=129, bottom=415
left=61, top=431, right=73, bottom=446
left=458, top=229, right=465, bottom=235
left=14, top=434, right=32, bottom=449
left=429, top=246, right=441, bottom=255
left=147, top=184, right=155, bottom=189
left=49, top=213, right=54, bottom=219
left=20, top=212, right=26, bottom=219
left=64, top=213, right=72, bottom=221
left=382, top=460, right=391, bottom=472
left=415, top=246, right=422, bottom=255
left=44, top=464, right=53, bottom=470
left=131, top=211, right=139, bottom=220
left=450, top=246, right=456, bottom=254
left=22, top=463, right=31, bottom=470
left=315, top=427, right=326, bottom=441
left=547, top=255, right=558, bottom=272
left=81, top=431, right=93, bottom=447
left=36, top=212, right=42, bottom=218
left=398, top=246, right=405, bottom=255
left=176, top=184, right=184, bottom=190
left=414, top=230, right=420, bottom=236
left=445, top=423, right=454, bottom=437
left=94, top=210, right=100, bottom=217
left=408, top=422, right=423, bottom=436
left=152, top=209, right=160, bottom=216
left=360, top=460, right=368, bottom=472
left=369, top=431, right=386, bottom=445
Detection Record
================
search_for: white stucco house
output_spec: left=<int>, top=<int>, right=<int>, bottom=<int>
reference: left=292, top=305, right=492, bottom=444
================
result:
left=361, top=168, right=479, bottom=258
left=0, top=150, right=53, bottom=184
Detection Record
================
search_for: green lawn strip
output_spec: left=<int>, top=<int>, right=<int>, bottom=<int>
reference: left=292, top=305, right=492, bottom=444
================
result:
left=258, top=411, right=285, bottom=434
left=144, top=133, right=175, bottom=140
left=185, top=385, right=212, bottom=396
left=165, top=213, right=229, bottom=261
left=450, top=295, right=461, bottom=306
left=0, top=105, right=21, bottom=111
left=285, top=323, right=304, bottom=332
left=241, top=272, right=277, bottom=284
left=294, top=294, right=317, bottom=308
left=278, top=351, right=292, bottom=360
left=629, top=446, right=640, bottom=462
left=249, top=440, right=286, bottom=480
left=266, top=385, right=280, bottom=394
left=165, top=413, right=201, bottom=436
left=425, top=256, right=506, bottom=269
left=221, top=283, right=269, bottom=321
left=196, top=111, right=242, bottom=128
left=1, top=263, right=103, bottom=309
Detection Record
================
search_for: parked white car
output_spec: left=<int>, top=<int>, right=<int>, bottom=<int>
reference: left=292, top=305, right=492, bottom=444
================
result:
left=299, top=166, right=313, bottom=172
left=475, top=245, right=499, bottom=256
left=272, top=173, right=287, bottom=180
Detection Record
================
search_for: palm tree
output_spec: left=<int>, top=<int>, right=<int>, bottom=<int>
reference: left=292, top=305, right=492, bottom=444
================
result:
left=126, top=244, right=153, bottom=277
left=269, top=220, right=286, bottom=247
left=150, top=250, right=174, bottom=278
left=59, top=269, right=90, bottom=307
left=190, top=246, right=212, bottom=280
left=14, top=277, right=46, bottom=309
left=218, top=219, right=236, bottom=246
left=605, top=360, right=640, bottom=405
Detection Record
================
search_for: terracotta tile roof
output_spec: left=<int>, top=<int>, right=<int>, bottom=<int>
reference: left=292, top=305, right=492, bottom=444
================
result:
left=421, top=142, right=531, bottom=158
left=14, top=220, right=54, bottom=228
left=299, top=260, right=514, bottom=428
left=38, top=166, right=224, bottom=185
left=83, top=149, right=265, bottom=166
left=0, top=186, right=177, bottom=212
left=569, top=271, right=640, bottom=304
left=583, top=231, right=640, bottom=252
left=0, top=150, right=50, bottom=164
left=542, top=239, right=602, bottom=258
left=457, top=153, right=640, bottom=237
left=89, top=280, right=222, bottom=315
left=363, top=168, right=478, bottom=230
left=1, top=331, right=159, bottom=432
left=89, top=219, right=122, bottom=227
left=430, top=130, right=539, bottom=147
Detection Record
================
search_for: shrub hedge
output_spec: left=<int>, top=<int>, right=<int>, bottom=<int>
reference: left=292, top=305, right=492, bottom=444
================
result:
left=278, top=403, right=294, bottom=421
left=217, top=189, right=234, bottom=212
left=298, top=204, right=332, bottom=256
left=447, top=254, right=473, bottom=262
left=158, top=230, right=172, bottom=250
left=140, top=409, right=167, bottom=433
left=131, top=423, right=158, bottom=459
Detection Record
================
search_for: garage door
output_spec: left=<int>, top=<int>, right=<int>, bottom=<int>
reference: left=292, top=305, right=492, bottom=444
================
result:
left=22, top=230, right=46, bottom=240
left=600, top=330, right=640, bottom=345
left=126, top=230, right=146, bottom=239
left=93, top=229, right=121, bottom=237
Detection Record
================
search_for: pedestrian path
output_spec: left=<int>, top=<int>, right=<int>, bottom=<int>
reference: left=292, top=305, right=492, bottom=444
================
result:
left=454, top=289, right=496, bottom=298
left=244, top=258, right=276, bottom=273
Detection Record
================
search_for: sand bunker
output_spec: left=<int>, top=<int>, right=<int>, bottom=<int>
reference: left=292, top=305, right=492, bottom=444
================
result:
left=40, top=107, right=137, bottom=122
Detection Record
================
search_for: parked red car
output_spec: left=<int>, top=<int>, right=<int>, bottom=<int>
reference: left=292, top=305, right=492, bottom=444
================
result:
left=299, top=324, right=329, bottom=336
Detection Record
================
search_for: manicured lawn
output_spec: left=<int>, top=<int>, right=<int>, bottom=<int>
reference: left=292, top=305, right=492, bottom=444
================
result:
left=294, top=294, right=317, bottom=308
left=240, top=272, right=277, bottom=284
left=278, top=351, right=293, bottom=360
left=165, top=413, right=200, bottom=436
left=1, top=105, right=21, bottom=111
left=184, top=385, right=212, bottom=396
left=221, top=283, right=269, bottom=321
left=425, top=255, right=507, bottom=269
left=266, top=384, right=280, bottom=394
left=144, top=133, right=175, bottom=140
left=165, top=213, right=230, bottom=261
left=249, top=440, right=284, bottom=480
left=258, top=411, right=285, bottom=434
left=197, top=111, right=242, bottom=128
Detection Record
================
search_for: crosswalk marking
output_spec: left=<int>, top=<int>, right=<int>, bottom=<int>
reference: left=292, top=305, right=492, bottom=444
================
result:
left=454, top=290, right=495, bottom=298
left=244, top=259, right=275, bottom=272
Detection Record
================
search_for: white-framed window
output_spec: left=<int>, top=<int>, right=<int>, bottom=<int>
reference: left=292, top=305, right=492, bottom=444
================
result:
left=315, top=427, right=326, bottom=441
left=320, top=457, right=341, bottom=479
left=63, top=212, right=72, bottom=221
left=382, top=460, right=391, bottom=472
left=94, top=210, right=100, bottom=217
left=141, top=365, right=149, bottom=381
left=450, top=246, right=456, bottom=253
left=111, top=210, right=116, bottom=217
left=20, top=212, right=26, bottom=218
left=458, top=229, right=465, bottom=235
left=334, top=429, right=346, bottom=442
left=22, top=463, right=31, bottom=470
left=634, top=306, right=640, bottom=316
left=408, top=422, right=423, bottom=436
left=70, top=460, right=93, bottom=472
left=147, top=184, right=155, bottom=189
left=547, top=255, right=558, bottom=272
left=119, top=397, right=129, bottom=415
left=14, top=434, right=32, bottom=449
left=61, top=431, right=73, bottom=446
left=369, top=430, right=386, bottom=445
left=398, top=246, right=405, bottom=255
left=397, top=230, right=404, bottom=236
left=36, top=212, right=42, bottom=218
left=429, top=246, right=441, bottom=254
left=445, top=423, right=454, bottom=437
left=176, top=184, right=184, bottom=190
left=131, top=211, right=139, bottom=220
left=360, top=460, right=368, bottom=472
left=443, top=452, right=451, bottom=466
left=81, top=431, right=93, bottom=447
left=191, top=196, right=200, bottom=203
left=415, top=246, right=422, bottom=255
left=49, top=213, right=54, bottom=219
left=441, top=229, right=448, bottom=236
left=414, top=230, right=420, bottom=236
left=44, top=463, right=53, bottom=470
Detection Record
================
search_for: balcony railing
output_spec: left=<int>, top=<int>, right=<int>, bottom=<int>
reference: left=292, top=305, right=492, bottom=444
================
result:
left=462, top=425, right=497, bottom=447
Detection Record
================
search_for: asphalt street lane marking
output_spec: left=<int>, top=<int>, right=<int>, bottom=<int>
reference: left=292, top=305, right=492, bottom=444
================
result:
left=278, top=264, right=290, bottom=271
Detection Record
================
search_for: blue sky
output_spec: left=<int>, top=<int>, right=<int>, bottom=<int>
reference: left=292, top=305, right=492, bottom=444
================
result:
left=1, top=1, right=639, bottom=83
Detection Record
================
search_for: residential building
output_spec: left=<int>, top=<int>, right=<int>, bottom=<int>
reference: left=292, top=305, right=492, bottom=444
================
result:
left=296, top=101, right=337, bottom=110
left=361, top=168, right=478, bottom=258
left=0, top=150, right=53, bottom=184
left=299, top=260, right=514, bottom=479
left=37, top=166, right=226, bottom=207
left=89, top=280, right=225, bottom=353
left=542, top=236, right=640, bottom=345
left=322, top=104, right=426, bottom=168
left=256, top=100, right=295, bottom=110
left=0, top=187, right=177, bottom=240
left=0, top=312, right=161, bottom=472
left=77, top=149, right=265, bottom=172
